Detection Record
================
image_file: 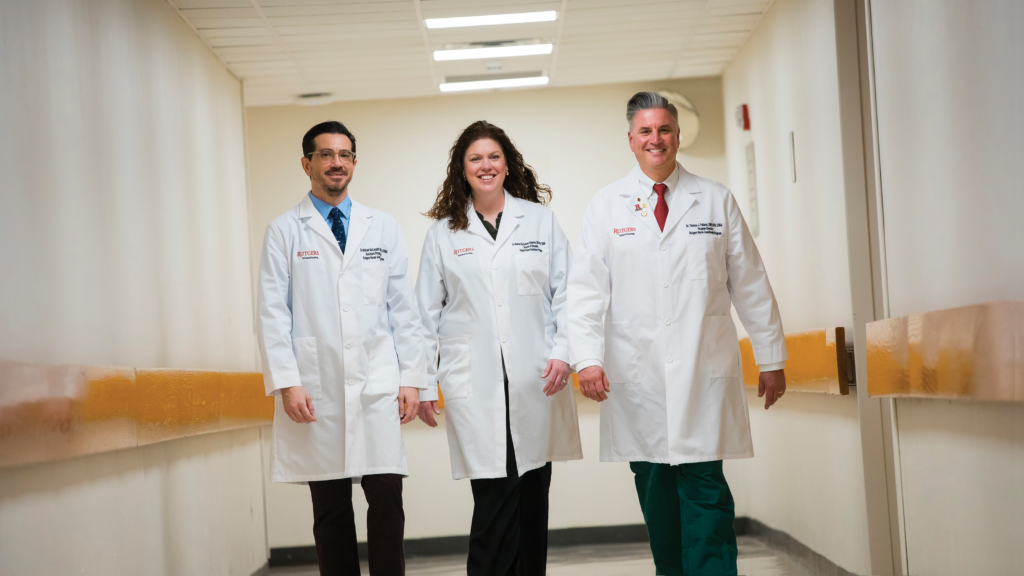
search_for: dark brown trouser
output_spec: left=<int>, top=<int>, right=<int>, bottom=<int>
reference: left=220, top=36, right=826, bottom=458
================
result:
left=308, top=474, right=405, bottom=576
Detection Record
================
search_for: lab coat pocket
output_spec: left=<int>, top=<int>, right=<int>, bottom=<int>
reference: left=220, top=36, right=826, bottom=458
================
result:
left=689, top=237, right=725, bottom=283
left=701, top=316, right=742, bottom=378
left=515, top=252, right=549, bottom=296
left=365, top=334, right=401, bottom=396
left=604, top=322, right=641, bottom=384
left=362, top=261, right=385, bottom=305
left=292, top=337, right=324, bottom=400
left=437, top=336, right=473, bottom=401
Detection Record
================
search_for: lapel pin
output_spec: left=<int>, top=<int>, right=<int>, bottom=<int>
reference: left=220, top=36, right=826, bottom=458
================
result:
left=641, top=210, right=648, bottom=217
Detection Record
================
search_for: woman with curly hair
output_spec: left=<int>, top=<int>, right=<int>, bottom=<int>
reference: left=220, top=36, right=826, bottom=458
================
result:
left=416, top=121, right=583, bottom=575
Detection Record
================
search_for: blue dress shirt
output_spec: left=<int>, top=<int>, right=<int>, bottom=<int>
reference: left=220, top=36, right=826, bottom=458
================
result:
left=308, top=192, right=351, bottom=236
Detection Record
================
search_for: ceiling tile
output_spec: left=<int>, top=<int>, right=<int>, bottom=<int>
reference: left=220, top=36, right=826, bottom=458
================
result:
left=164, top=0, right=775, bottom=106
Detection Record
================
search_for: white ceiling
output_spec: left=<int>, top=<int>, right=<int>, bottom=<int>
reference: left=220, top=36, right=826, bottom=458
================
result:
left=167, top=0, right=775, bottom=107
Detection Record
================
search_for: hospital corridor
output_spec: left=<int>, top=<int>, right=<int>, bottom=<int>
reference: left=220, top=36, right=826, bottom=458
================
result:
left=1, top=1, right=1021, bottom=575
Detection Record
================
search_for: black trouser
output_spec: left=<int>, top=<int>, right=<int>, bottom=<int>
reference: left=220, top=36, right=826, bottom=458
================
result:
left=308, top=474, right=405, bottom=576
left=467, top=365, right=553, bottom=576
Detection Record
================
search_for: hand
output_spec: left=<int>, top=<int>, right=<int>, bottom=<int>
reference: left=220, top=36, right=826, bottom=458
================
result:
left=418, top=400, right=440, bottom=427
left=398, top=387, right=419, bottom=424
left=577, top=366, right=610, bottom=402
left=281, top=386, right=316, bottom=423
left=542, top=360, right=572, bottom=396
left=758, top=369, right=786, bottom=410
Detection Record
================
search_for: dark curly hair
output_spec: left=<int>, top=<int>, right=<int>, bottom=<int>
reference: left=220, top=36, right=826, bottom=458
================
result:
left=425, top=121, right=551, bottom=232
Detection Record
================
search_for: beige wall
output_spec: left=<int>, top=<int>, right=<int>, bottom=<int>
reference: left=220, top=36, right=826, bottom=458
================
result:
left=721, top=0, right=874, bottom=573
left=0, top=0, right=254, bottom=371
left=870, top=2, right=1024, bottom=574
left=245, top=77, right=727, bottom=545
left=0, top=0, right=265, bottom=573
left=245, top=77, right=727, bottom=284
left=0, top=428, right=266, bottom=575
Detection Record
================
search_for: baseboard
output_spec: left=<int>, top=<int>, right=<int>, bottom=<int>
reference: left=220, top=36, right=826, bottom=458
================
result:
left=734, top=517, right=859, bottom=576
left=270, top=517, right=855, bottom=575
left=268, top=523, right=650, bottom=566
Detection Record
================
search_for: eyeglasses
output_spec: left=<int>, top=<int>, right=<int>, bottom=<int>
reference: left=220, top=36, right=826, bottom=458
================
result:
left=308, top=149, right=356, bottom=164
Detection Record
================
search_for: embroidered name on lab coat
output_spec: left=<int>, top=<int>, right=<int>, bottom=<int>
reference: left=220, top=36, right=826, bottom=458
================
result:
left=454, top=247, right=475, bottom=257
left=512, top=241, right=546, bottom=252
left=296, top=251, right=320, bottom=260
left=613, top=227, right=637, bottom=237
left=360, top=247, right=388, bottom=261
left=686, top=222, right=723, bottom=236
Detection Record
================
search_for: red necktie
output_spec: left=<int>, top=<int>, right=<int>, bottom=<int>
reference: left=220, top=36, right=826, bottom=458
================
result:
left=653, top=183, right=669, bottom=231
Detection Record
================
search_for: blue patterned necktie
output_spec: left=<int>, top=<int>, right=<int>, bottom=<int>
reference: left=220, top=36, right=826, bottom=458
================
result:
left=329, top=207, right=347, bottom=254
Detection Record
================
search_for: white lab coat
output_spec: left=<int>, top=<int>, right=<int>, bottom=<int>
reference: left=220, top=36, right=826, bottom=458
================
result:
left=257, top=194, right=428, bottom=483
left=568, top=163, right=786, bottom=464
left=417, top=192, right=583, bottom=480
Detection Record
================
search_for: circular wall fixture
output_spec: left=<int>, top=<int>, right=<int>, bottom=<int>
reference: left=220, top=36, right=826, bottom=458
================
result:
left=657, top=90, right=700, bottom=151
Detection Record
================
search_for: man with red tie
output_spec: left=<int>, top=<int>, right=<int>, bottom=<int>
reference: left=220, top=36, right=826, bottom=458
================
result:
left=568, top=92, right=788, bottom=576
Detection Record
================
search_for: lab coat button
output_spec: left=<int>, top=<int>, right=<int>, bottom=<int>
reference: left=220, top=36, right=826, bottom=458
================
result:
left=663, top=281, right=669, bottom=288
left=501, top=336, right=508, bottom=343
left=664, top=319, right=671, bottom=325
left=492, top=263, right=499, bottom=270
left=345, top=343, right=352, bottom=349
left=660, top=244, right=667, bottom=251
left=666, top=356, right=673, bottom=363
left=497, top=299, right=503, bottom=306
left=342, top=306, right=350, bottom=312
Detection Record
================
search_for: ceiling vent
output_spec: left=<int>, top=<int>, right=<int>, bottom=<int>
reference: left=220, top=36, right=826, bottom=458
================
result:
left=443, top=70, right=544, bottom=84
left=294, top=92, right=334, bottom=106
left=443, top=38, right=541, bottom=49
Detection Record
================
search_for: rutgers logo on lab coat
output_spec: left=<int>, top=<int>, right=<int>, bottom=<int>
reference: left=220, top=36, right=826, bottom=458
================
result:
left=568, top=163, right=787, bottom=466
left=257, top=194, right=429, bottom=483
left=417, top=192, right=583, bottom=481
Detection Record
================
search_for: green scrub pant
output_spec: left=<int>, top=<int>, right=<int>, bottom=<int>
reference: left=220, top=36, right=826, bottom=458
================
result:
left=630, top=460, right=737, bottom=576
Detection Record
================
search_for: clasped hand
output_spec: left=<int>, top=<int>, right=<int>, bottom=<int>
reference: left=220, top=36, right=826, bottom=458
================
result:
left=577, top=366, right=610, bottom=402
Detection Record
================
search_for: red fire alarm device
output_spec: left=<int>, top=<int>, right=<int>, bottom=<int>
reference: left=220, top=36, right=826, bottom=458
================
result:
left=735, top=104, right=750, bottom=131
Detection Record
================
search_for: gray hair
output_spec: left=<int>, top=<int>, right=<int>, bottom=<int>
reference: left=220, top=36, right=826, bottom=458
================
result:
left=626, top=91, right=678, bottom=132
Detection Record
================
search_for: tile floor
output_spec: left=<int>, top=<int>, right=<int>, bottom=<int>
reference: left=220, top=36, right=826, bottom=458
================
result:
left=269, top=536, right=817, bottom=576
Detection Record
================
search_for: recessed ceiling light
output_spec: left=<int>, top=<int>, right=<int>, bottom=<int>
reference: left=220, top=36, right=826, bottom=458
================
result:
left=425, top=11, right=557, bottom=29
left=440, top=76, right=549, bottom=92
left=434, top=44, right=553, bottom=61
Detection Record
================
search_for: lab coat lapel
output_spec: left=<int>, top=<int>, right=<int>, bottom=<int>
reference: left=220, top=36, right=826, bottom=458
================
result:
left=492, top=191, right=522, bottom=254
left=342, top=199, right=372, bottom=273
left=661, top=163, right=700, bottom=237
left=621, top=166, right=663, bottom=237
left=464, top=201, right=497, bottom=279
left=298, top=194, right=343, bottom=257
left=466, top=202, right=493, bottom=243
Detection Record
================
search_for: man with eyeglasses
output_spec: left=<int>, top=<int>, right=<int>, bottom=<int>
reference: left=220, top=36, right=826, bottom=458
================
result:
left=257, top=120, right=428, bottom=575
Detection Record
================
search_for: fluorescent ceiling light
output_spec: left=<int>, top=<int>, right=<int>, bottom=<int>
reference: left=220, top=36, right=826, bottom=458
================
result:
left=425, top=11, right=557, bottom=29
left=440, top=76, right=549, bottom=92
left=434, top=44, right=553, bottom=61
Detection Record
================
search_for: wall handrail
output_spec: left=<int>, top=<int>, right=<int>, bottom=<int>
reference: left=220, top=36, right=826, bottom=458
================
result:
left=866, top=301, right=1024, bottom=401
left=740, top=327, right=852, bottom=395
left=0, top=363, right=271, bottom=469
